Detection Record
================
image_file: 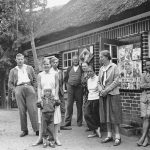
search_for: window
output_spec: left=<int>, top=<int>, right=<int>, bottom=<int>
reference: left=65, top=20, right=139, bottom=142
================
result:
left=62, top=50, right=78, bottom=91
left=63, top=50, right=78, bottom=69
left=104, top=44, right=118, bottom=64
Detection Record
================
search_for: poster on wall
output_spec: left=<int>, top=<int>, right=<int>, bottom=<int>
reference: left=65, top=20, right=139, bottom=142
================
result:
left=79, top=46, right=94, bottom=64
left=118, top=44, right=133, bottom=62
left=118, top=44, right=141, bottom=90
left=132, top=61, right=142, bottom=78
left=132, top=48, right=141, bottom=60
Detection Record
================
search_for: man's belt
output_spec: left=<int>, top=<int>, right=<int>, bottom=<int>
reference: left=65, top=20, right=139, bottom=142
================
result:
left=17, top=82, right=31, bottom=86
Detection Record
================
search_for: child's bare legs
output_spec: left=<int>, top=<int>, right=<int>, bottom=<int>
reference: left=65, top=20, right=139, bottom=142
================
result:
left=54, top=124, right=62, bottom=146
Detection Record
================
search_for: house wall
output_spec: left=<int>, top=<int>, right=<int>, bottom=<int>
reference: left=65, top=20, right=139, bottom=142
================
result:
left=25, top=17, right=150, bottom=126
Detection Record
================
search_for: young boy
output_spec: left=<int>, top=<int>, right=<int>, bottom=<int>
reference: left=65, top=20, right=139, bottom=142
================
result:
left=37, top=89, right=60, bottom=148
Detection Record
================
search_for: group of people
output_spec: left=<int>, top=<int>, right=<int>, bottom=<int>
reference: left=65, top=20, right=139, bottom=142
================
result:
left=8, top=50, right=150, bottom=148
left=8, top=54, right=67, bottom=148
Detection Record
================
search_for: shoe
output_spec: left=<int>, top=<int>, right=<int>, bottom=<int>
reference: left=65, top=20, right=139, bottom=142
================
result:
left=35, top=131, right=39, bottom=136
left=143, top=143, right=149, bottom=147
left=88, top=133, right=97, bottom=138
left=101, top=137, right=113, bottom=143
left=113, top=138, right=121, bottom=146
left=95, top=127, right=101, bottom=138
left=20, top=131, right=28, bottom=137
left=143, top=137, right=149, bottom=147
left=55, top=140, right=62, bottom=146
left=32, top=139, right=43, bottom=146
left=49, top=141, right=55, bottom=148
left=64, top=123, right=71, bottom=127
left=43, top=143, right=47, bottom=148
left=136, top=142, right=142, bottom=147
left=60, top=126, right=72, bottom=130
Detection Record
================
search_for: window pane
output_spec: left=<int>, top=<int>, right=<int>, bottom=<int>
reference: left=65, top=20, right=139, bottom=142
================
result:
left=64, top=61, right=67, bottom=67
left=104, top=44, right=110, bottom=51
left=112, top=45, right=117, bottom=58
left=68, top=60, right=71, bottom=67
left=64, top=53, right=67, bottom=60
left=68, top=53, right=71, bottom=59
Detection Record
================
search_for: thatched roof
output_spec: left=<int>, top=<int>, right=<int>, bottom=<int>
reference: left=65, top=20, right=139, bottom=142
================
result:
left=36, top=0, right=149, bottom=38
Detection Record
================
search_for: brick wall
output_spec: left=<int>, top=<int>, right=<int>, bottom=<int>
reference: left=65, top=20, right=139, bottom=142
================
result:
left=120, top=91, right=142, bottom=126
left=142, top=32, right=149, bottom=72
left=93, top=42, right=100, bottom=75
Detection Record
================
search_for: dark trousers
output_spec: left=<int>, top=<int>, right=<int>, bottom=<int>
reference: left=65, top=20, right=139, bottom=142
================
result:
left=65, top=84, right=83, bottom=126
left=84, top=100, right=100, bottom=130
left=41, top=112, right=54, bottom=140
left=59, top=94, right=65, bottom=117
left=15, top=85, right=38, bottom=132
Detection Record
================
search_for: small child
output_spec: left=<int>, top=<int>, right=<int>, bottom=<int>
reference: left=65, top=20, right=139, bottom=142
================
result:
left=37, top=89, right=60, bottom=148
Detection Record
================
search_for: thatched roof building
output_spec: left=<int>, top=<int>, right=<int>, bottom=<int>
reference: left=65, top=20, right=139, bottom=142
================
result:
left=23, top=0, right=150, bottom=49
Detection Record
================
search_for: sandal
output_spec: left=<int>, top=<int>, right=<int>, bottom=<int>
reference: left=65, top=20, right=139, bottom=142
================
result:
left=101, top=137, right=113, bottom=143
left=136, top=142, right=142, bottom=147
left=113, top=138, right=121, bottom=146
left=88, top=133, right=97, bottom=138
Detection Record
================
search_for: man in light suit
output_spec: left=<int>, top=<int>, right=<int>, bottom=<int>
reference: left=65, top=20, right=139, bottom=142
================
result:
left=8, top=53, right=39, bottom=137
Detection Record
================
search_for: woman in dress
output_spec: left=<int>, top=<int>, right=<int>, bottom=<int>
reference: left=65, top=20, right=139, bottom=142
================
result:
left=84, top=66, right=101, bottom=138
left=98, top=50, right=122, bottom=146
left=137, top=58, right=150, bottom=147
left=34, top=57, right=61, bottom=146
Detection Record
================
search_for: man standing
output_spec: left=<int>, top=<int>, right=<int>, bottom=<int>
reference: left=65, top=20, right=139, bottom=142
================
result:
left=50, top=57, right=71, bottom=130
left=8, top=53, right=39, bottom=137
left=64, top=55, right=83, bottom=127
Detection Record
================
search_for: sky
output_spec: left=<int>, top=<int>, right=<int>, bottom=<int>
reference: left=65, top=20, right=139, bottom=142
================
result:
left=47, top=0, right=70, bottom=8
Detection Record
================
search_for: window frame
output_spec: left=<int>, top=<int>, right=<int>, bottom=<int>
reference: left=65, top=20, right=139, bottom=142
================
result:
left=62, top=50, right=78, bottom=69
left=103, top=43, right=118, bottom=64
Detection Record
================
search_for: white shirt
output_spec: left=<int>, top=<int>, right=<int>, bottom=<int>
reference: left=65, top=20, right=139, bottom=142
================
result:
left=101, top=63, right=111, bottom=86
left=39, top=71, right=56, bottom=96
left=16, top=64, right=30, bottom=85
left=87, top=75, right=99, bottom=100
left=73, top=65, right=79, bottom=72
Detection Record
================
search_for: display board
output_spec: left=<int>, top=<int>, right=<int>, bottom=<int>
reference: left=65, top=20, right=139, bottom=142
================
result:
left=118, top=44, right=141, bottom=90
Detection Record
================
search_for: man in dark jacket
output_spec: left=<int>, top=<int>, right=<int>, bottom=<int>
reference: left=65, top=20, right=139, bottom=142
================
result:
left=64, top=55, right=83, bottom=127
left=8, top=53, right=39, bottom=137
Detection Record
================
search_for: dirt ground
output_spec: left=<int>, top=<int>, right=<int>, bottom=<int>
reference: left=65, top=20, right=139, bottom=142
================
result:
left=0, top=107, right=149, bottom=150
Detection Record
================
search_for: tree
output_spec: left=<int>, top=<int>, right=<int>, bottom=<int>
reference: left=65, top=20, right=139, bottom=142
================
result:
left=0, top=0, right=18, bottom=108
left=16, top=0, right=47, bottom=73
left=0, top=0, right=47, bottom=108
